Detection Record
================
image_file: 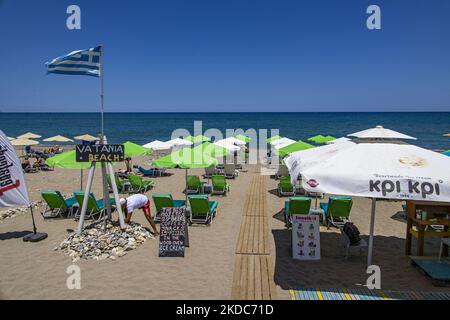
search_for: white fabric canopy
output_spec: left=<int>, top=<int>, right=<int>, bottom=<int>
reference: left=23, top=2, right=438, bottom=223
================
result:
left=326, top=137, right=351, bottom=144
left=143, top=140, right=172, bottom=151
left=222, top=137, right=246, bottom=146
left=293, top=143, right=450, bottom=202
left=271, top=138, right=296, bottom=150
left=10, top=138, right=39, bottom=146
left=214, top=139, right=241, bottom=151
left=348, top=125, right=417, bottom=140
left=43, top=135, right=74, bottom=143
left=166, top=138, right=193, bottom=148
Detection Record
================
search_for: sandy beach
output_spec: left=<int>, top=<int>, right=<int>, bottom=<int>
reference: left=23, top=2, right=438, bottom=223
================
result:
left=1, top=153, right=450, bottom=300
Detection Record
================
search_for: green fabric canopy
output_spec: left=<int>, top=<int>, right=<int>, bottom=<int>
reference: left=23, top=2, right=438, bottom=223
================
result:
left=307, top=135, right=336, bottom=144
left=123, top=141, right=152, bottom=156
left=275, top=140, right=315, bottom=157
left=152, top=147, right=218, bottom=169
left=185, top=135, right=211, bottom=143
left=234, top=134, right=251, bottom=142
left=45, top=150, right=105, bottom=169
left=265, top=135, right=283, bottom=143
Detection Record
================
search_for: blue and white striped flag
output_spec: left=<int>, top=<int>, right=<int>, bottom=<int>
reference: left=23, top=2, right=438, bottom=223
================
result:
left=46, top=46, right=102, bottom=77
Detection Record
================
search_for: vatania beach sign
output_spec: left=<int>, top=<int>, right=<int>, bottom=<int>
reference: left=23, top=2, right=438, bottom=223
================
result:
left=76, top=144, right=124, bottom=162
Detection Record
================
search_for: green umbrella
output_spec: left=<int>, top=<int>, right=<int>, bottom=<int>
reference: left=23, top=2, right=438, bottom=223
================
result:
left=275, top=140, right=315, bottom=157
left=185, top=135, right=211, bottom=143
left=46, top=150, right=101, bottom=169
left=234, top=134, right=251, bottom=143
left=307, top=135, right=336, bottom=144
left=123, top=141, right=152, bottom=157
left=193, top=142, right=230, bottom=158
left=265, top=135, right=283, bottom=143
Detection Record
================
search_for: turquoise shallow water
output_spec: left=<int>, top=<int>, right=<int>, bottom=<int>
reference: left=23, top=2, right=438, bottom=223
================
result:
left=0, top=112, right=449, bottom=150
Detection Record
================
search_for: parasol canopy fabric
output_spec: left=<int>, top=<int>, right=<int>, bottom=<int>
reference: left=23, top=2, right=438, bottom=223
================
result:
left=10, top=138, right=39, bottom=146
left=123, top=141, right=152, bottom=156
left=17, top=132, right=41, bottom=139
left=348, top=125, right=417, bottom=140
left=74, top=134, right=98, bottom=142
left=275, top=140, right=315, bottom=157
left=234, top=134, right=251, bottom=142
left=43, top=135, right=74, bottom=143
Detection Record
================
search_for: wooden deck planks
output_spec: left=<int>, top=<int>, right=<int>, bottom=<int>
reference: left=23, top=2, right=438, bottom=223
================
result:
left=231, top=175, right=277, bottom=300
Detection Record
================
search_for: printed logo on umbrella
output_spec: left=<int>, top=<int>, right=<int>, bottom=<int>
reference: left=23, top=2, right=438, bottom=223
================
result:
left=306, top=179, right=319, bottom=188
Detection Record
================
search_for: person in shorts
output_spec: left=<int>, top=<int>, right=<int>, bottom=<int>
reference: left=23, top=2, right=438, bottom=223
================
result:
left=120, top=194, right=159, bottom=235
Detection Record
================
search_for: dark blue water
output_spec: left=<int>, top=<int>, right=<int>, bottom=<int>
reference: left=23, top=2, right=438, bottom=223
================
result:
left=0, top=112, right=449, bottom=150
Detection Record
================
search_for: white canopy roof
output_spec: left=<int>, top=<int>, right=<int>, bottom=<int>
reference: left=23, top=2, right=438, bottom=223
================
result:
left=214, top=139, right=241, bottom=151
left=326, top=137, right=351, bottom=144
left=271, top=138, right=297, bottom=150
left=166, top=138, right=193, bottom=147
left=43, top=135, right=74, bottom=143
left=17, top=132, right=41, bottom=139
left=348, top=125, right=417, bottom=140
left=287, top=142, right=450, bottom=202
left=222, top=137, right=246, bottom=146
left=10, top=138, right=39, bottom=146
left=143, top=140, right=172, bottom=151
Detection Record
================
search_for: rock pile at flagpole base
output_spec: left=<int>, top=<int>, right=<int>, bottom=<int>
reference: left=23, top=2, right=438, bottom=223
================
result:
left=56, top=221, right=154, bottom=262
left=0, top=201, right=42, bottom=222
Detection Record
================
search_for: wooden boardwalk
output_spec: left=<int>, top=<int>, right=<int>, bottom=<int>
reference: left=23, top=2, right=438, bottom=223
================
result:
left=231, top=175, right=277, bottom=300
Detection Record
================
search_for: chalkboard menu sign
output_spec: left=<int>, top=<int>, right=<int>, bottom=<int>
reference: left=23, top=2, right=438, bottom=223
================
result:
left=159, top=207, right=187, bottom=257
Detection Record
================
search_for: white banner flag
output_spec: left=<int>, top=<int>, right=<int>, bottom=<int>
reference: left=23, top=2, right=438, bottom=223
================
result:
left=0, top=130, right=30, bottom=208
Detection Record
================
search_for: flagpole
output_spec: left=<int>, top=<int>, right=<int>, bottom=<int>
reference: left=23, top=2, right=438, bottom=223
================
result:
left=99, top=45, right=104, bottom=140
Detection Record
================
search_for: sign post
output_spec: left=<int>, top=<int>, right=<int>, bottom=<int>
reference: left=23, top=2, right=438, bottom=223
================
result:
left=75, top=142, right=126, bottom=234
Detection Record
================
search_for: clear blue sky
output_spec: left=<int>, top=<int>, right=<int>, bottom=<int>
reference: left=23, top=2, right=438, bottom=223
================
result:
left=0, top=0, right=449, bottom=112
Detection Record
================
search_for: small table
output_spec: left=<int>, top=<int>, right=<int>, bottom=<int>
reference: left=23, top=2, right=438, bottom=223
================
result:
left=309, top=208, right=326, bottom=225
left=202, top=184, right=212, bottom=194
left=405, top=201, right=450, bottom=256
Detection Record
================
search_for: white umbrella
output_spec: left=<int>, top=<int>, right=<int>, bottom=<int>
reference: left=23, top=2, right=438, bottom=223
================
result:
left=326, top=137, right=351, bottom=144
left=7, top=136, right=14, bottom=141
left=222, top=137, right=246, bottom=146
left=271, top=138, right=297, bottom=150
left=17, top=132, right=41, bottom=139
left=166, top=138, right=193, bottom=148
left=287, top=142, right=450, bottom=266
left=348, top=125, right=417, bottom=140
left=43, top=135, right=74, bottom=143
left=143, top=140, right=172, bottom=151
left=10, top=138, right=39, bottom=146
left=214, top=139, right=241, bottom=152
left=74, top=134, right=98, bottom=142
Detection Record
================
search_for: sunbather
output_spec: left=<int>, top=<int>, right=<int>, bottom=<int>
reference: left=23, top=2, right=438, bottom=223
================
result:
left=125, top=157, right=133, bottom=173
left=21, top=157, right=33, bottom=173
left=35, top=156, right=53, bottom=171
left=119, top=194, right=159, bottom=235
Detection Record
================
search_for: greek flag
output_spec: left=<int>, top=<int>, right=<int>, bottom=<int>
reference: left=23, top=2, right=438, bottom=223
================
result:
left=46, top=46, right=101, bottom=77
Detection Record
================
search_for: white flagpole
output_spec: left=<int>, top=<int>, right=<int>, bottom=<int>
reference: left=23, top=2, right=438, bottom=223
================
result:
left=99, top=45, right=104, bottom=140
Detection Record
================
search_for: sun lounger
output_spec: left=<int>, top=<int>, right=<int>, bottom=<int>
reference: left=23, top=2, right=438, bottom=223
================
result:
left=128, top=174, right=155, bottom=193
left=278, top=176, right=295, bottom=196
left=41, top=190, right=78, bottom=219
left=187, top=175, right=205, bottom=194
left=211, top=175, right=230, bottom=195
left=284, top=196, right=311, bottom=228
left=107, top=174, right=130, bottom=193
left=188, top=195, right=218, bottom=225
left=73, top=191, right=116, bottom=221
left=276, top=164, right=289, bottom=179
left=204, top=165, right=216, bottom=179
left=224, top=164, right=238, bottom=179
left=152, top=194, right=186, bottom=222
left=320, top=196, right=353, bottom=229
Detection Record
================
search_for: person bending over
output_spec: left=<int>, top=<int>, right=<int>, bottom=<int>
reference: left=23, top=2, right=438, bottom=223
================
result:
left=119, top=194, right=159, bottom=235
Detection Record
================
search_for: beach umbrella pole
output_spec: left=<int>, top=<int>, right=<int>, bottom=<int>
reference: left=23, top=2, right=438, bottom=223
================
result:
left=80, top=169, right=83, bottom=190
left=23, top=206, right=48, bottom=242
left=367, top=198, right=377, bottom=266
left=101, top=162, right=112, bottom=229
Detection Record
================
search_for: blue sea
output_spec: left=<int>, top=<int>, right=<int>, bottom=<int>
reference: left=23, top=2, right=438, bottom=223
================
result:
left=0, top=112, right=449, bottom=150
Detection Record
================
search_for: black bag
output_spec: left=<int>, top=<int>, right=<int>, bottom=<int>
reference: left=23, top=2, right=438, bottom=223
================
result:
left=343, top=222, right=361, bottom=245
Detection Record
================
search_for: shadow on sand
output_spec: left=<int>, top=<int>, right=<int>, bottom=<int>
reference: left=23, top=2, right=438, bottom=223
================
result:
left=0, top=230, right=32, bottom=241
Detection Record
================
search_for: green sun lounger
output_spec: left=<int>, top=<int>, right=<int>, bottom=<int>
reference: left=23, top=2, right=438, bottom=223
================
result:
left=284, top=196, right=311, bottom=228
left=320, top=196, right=353, bottom=229
left=107, top=174, right=130, bottom=193
left=186, top=175, right=205, bottom=194
left=152, top=194, right=186, bottom=222
left=211, top=175, right=230, bottom=195
left=41, top=190, right=78, bottom=219
left=73, top=191, right=116, bottom=221
left=188, top=195, right=218, bottom=225
left=128, top=174, right=154, bottom=193
left=278, top=176, right=295, bottom=196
